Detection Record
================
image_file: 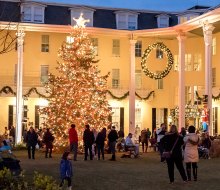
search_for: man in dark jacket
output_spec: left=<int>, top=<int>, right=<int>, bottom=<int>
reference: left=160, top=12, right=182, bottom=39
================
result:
left=26, top=127, right=38, bottom=159
left=83, top=124, right=94, bottom=160
left=108, top=126, right=118, bottom=161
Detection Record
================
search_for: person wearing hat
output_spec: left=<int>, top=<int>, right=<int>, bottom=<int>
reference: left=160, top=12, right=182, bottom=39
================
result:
left=125, top=133, right=139, bottom=157
left=108, top=126, right=118, bottom=161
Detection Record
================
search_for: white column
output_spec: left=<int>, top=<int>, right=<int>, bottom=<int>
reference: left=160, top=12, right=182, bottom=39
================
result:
left=129, top=37, right=137, bottom=134
left=177, top=33, right=186, bottom=131
left=203, top=22, right=215, bottom=135
left=15, top=29, right=25, bottom=144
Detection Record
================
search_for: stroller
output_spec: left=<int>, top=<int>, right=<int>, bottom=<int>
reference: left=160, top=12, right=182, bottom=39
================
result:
left=0, top=151, right=22, bottom=176
left=198, top=146, right=209, bottom=159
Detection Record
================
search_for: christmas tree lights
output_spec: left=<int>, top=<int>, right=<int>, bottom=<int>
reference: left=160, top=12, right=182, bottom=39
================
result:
left=39, top=14, right=112, bottom=147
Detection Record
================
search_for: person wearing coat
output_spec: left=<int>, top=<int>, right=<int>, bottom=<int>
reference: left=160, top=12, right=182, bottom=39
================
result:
left=184, top=125, right=199, bottom=181
left=161, top=125, right=187, bottom=184
left=108, top=126, right=118, bottom=161
left=69, top=124, right=78, bottom=161
left=43, top=128, right=54, bottom=158
left=96, top=127, right=107, bottom=160
left=83, top=124, right=95, bottom=160
left=59, top=151, right=73, bottom=190
left=26, top=127, right=38, bottom=159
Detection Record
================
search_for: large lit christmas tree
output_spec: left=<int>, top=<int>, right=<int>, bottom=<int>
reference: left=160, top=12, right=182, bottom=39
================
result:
left=40, top=14, right=111, bottom=147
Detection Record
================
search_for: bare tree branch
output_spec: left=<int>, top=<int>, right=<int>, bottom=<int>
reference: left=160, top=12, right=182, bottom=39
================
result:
left=0, top=1, right=22, bottom=54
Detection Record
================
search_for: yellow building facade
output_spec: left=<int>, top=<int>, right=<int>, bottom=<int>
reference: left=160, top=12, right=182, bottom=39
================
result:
left=1, top=5, right=220, bottom=140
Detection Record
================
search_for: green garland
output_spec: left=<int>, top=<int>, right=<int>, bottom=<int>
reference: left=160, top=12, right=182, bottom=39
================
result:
left=106, top=90, right=154, bottom=100
left=0, top=86, right=154, bottom=101
left=196, top=91, right=220, bottom=101
left=0, top=86, right=50, bottom=99
left=0, top=86, right=16, bottom=95
left=141, top=42, right=174, bottom=80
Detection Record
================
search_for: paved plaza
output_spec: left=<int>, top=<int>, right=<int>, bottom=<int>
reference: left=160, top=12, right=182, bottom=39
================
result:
left=14, top=150, right=220, bottom=190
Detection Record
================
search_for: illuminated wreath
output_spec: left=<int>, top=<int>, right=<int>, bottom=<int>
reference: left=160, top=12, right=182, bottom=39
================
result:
left=141, top=42, right=174, bottom=80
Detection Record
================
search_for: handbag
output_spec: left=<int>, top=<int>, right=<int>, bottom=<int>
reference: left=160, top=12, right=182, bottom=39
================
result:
left=162, top=136, right=179, bottom=159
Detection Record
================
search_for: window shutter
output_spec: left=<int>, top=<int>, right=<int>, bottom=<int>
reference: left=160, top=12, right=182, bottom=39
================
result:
left=35, top=106, right=40, bottom=128
left=8, top=105, right=13, bottom=128
left=152, top=108, right=156, bottom=133
left=120, top=107, right=124, bottom=132
left=164, top=108, right=168, bottom=126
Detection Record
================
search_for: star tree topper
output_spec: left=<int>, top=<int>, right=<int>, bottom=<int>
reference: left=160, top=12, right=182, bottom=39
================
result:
left=73, top=13, right=90, bottom=28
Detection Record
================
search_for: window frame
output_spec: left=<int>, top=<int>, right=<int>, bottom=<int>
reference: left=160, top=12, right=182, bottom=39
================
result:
left=156, top=14, right=169, bottom=28
left=21, top=3, right=46, bottom=23
left=135, top=41, right=142, bottom=57
left=112, top=39, right=120, bottom=57
left=112, top=69, right=120, bottom=89
left=41, top=35, right=49, bottom=53
left=178, top=13, right=199, bottom=24
left=115, top=11, right=138, bottom=30
left=40, top=65, right=49, bottom=84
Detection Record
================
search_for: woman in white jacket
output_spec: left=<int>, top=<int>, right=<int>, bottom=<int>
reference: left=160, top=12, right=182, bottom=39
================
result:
left=184, top=125, right=199, bottom=181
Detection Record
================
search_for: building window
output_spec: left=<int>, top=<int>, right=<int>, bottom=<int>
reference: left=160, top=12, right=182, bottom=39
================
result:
left=135, top=70, right=142, bottom=89
left=23, top=6, right=31, bottom=22
left=41, top=35, right=49, bottom=52
left=21, top=3, right=45, bottom=23
left=157, top=15, right=169, bottom=28
left=111, top=107, right=120, bottom=131
left=116, top=12, right=138, bottom=30
left=178, top=14, right=198, bottom=24
left=156, top=71, right=163, bottom=89
left=41, top=65, right=49, bottom=83
left=91, top=38, right=98, bottom=56
left=212, top=68, right=216, bottom=87
left=128, top=15, right=136, bottom=30
left=112, top=39, right=120, bottom=57
left=157, top=79, right=163, bottom=90
left=185, top=54, right=192, bottom=71
left=156, top=48, right=163, bottom=59
left=135, top=41, right=142, bottom=57
left=213, top=38, right=216, bottom=55
left=135, top=108, right=142, bottom=123
left=112, top=69, right=120, bottom=88
left=70, top=8, right=94, bottom=27
left=193, top=54, right=202, bottom=71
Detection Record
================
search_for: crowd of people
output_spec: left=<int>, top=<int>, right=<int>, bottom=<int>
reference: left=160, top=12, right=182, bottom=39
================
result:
left=0, top=122, right=218, bottom=189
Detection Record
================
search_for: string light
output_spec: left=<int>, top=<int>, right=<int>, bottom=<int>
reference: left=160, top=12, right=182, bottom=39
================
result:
left=141, top=42, right=174, bottom=80
left=39, top=15, right=111, bottom=147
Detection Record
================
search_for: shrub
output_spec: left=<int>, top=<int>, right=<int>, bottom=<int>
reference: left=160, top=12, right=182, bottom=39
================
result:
left=0, top=167, right=28, bottom=190
left=0, top=168, right=61, bottom=190
left=33, top=171, right=60, bottom=190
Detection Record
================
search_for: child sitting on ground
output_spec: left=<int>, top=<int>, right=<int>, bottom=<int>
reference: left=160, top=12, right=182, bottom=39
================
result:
left=59, top=151, right=73, bottom=190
